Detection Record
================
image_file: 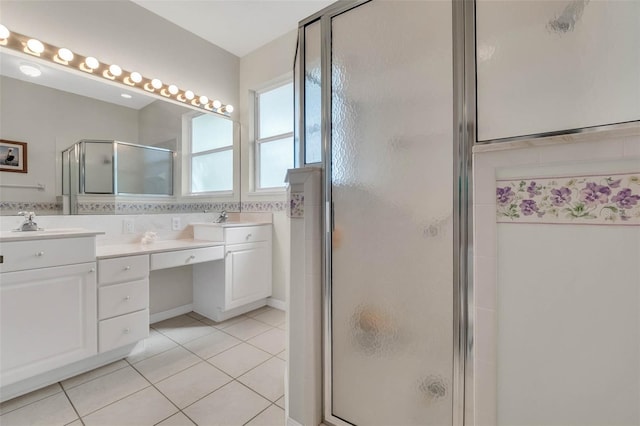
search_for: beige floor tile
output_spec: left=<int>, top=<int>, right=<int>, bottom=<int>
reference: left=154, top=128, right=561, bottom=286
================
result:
left=275, top=396, right=284, bottom=409
left=0, top=383, right=62, bottom=415
left=246, top=404, right=285, bottom=426
left=238, top=357, right=285, bottom=402
left=199, top=314, right=247, bottom=329
left=207, top=343, right=271, bottom=378
left=253, top=309, right=286, bottom=327
left=0, top=392, right=77, bottom=426
left=61, top=360, right=128, bottom=390
left=276, top=349, right=287, bottom=361
left=155, top=362, right=231, bottom=409
left=182, top=330, right=242, bottom=360
left=82, top=387, right=177, bottom=426
left=245, top=306, right=273, bottom=318
left=155, top=412, right=196, bottom=426
left=151, top=315, right=198, bottom=330
left=183, top=381, right=270, bottom=426
left=66, top=366, right=149, bottom=416
left=247, top=328, right=286, bottom=355
left=157, top=321, right=217, bottom=345
left=66, top=420, right=83, bottom=426
left=133, top=346, right=200, bottom=383
left=223, top=318, right=272, bottom=341
left=126, top=329, right=178, bottom=364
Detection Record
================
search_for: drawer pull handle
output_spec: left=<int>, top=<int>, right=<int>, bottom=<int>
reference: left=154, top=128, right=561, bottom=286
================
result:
left=123, top=328, right=131, bottom=334
left=124, top=296, right=131, bottom=301
left=36, top=251, right=45, bottom=257
left=124, top=266, right=131, bottom=271
left=89, top=268, right=96, bottom=273
left=189, top=255, right=196, bottom=259
left=245, top=233, right=252, bottom=240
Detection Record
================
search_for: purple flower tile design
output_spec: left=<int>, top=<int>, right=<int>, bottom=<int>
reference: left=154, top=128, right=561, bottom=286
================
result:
left=578, top=182, right=611, bottom=207
left=611, top=188, right=640, bottom=209
left=496, top=173, right=640, bottom=225
left=289, top=193, right=304, bottom=218
left=496, top=187, right=515, bottom=205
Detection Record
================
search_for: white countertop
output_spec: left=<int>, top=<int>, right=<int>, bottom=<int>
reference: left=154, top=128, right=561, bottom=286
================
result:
left=190, top=221, right=270, bottom=228
left=96, top=239, right=224, bottom=259
left=0, top=228, right=105, bottom=242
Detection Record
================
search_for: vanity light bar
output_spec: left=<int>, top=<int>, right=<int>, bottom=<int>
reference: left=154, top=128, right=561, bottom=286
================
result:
left=0, top=26, right=233, bottom=116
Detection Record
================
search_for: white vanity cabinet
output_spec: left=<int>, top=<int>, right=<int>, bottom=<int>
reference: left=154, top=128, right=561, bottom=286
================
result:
left=97, top=255, right=150, bottom=353
left=0, top=237, right=97, bottom=387
left=193, top=224, right=272, bottom=321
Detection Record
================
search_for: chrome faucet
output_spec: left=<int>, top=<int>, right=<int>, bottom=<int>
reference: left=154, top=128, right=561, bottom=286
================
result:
left=18, top=211, right=39, bottom=231
left=215, top=210, right=228, bottom=223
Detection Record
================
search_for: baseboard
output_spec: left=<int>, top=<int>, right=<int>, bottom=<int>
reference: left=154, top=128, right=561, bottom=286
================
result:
left=1, top=344, right=135, bottom=402
left=149, top=304, right=194, bottom=324
left=287, top=417, right=304, bottom=426
left=267, top=297, right=286, bottom=311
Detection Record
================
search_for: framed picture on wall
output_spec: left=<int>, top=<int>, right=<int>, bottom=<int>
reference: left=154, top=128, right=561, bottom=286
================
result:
left=0, top=140, right=28, bottom=173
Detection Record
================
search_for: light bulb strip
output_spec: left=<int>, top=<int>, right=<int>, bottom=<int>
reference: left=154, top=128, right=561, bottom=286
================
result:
left=0, top=27, right=233, bottom=116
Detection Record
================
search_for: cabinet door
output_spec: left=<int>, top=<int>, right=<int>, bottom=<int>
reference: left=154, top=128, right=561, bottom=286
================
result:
left=225, top=242, right=271, bottom=310
left=1, top=263, right=97, bottom=386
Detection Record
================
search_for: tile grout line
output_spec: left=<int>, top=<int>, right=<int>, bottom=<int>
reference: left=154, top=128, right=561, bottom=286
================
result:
left=60, top=385, right=85, bottom=426
left=242, top=403, right=279, bottom=426
left=2, top=309, right=286, bottom=426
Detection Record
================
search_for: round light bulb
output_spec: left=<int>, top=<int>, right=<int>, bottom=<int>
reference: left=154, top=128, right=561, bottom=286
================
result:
left=212, top=100, right=222, bottom=109
left=0, top=24, right=10, bottom=40
left=168, top=85, right=179, bottom=95
left=130, top=72, right=142, bottom=83
left=199, top=95, right=208, bottom=105
left=26, top=38, right=45, bottom=54
left=85, top=56, right=99, bottom=69
left=19, top=64, right=41, bottom=77
left=151, top=78, right=163, bottom=89
left=184, top=90, right=194, bottom=100
left=225, top=104, right=234, bottom=113
left=58, top=48, right=74, bottom=62
left=109, top=64, right=122, bottom=77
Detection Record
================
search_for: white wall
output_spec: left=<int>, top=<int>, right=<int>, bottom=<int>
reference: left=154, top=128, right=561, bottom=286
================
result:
left=473, top=128, right=640, bottom=426
left=0, top=76, right=139, bottom=202
left=239, top=30, right=298, bottom=303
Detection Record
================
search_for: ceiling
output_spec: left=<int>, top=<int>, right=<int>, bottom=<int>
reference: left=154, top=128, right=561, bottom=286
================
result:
left=131, top=0, right=334, bottom=57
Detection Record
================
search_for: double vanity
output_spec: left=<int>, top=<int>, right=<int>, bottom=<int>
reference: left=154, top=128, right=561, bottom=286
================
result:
left=0, top=222, right=272, bottom=402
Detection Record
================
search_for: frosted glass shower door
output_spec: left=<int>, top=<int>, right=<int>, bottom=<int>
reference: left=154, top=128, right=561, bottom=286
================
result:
left=329, top=1, right=454, bottom=425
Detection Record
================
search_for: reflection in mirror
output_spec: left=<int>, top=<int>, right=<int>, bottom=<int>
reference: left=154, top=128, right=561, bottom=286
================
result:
left=0, top=50, right=240, bottom=215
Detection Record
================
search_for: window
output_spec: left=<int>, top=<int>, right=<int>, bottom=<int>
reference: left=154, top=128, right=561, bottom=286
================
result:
left=255, top=81, right=294, bottom=189
left=188, top=113, right=234, bottom=193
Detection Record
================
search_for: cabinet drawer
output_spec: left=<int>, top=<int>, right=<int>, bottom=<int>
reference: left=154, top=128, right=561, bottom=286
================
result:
left=0, top=237, right=95, bottom=273
left=150, top=246, right=224, bottom=271
left=99, top=309, right=149, bottom=353
left=224, top=225, right=271, bottom=245
left=98, top=279, right=149, bottom=320
left=98, top=255, right=149, bottom=285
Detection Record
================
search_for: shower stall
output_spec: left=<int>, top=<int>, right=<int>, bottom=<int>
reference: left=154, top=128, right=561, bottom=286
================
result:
left=295, top=1, right=471, bottom=424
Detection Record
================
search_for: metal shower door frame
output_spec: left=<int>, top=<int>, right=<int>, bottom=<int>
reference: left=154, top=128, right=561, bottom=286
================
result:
left=296, top=1, right=475, bottom=425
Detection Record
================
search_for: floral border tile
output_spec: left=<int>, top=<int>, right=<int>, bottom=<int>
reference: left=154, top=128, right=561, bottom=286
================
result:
left=289, top=193, right=304, bottom=218
left=496, top=172, right=640, bottom=225
left=0, top=201, right=62, bottom=216
left=241, top=201, right=287, bottom=212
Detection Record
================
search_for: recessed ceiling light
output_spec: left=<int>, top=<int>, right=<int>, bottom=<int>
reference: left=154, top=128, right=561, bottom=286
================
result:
left=121, top=93, right=132, bottom=99
left=19, top=64, right=41, bottom=77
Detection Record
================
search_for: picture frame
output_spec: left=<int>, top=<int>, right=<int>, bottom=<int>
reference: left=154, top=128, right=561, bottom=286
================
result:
left=0, top=139, right=28, bottom=173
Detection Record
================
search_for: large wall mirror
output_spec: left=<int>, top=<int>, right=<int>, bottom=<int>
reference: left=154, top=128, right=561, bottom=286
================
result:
left=0, top=49, right=240, bottom=215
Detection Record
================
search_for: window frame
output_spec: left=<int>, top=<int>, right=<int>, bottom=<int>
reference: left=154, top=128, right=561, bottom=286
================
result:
left=254, top=80, right=294, bottom=191
left=187, top=111, right=234, bottom=195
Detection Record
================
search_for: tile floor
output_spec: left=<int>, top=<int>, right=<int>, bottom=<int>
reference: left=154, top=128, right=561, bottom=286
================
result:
left=0, top=306, right=287, bottom=426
